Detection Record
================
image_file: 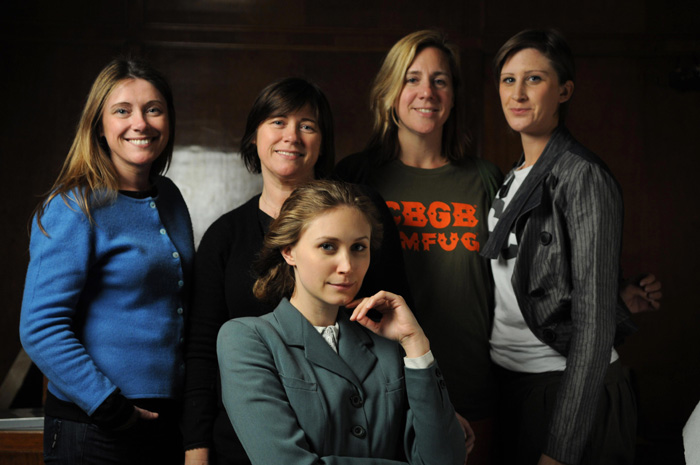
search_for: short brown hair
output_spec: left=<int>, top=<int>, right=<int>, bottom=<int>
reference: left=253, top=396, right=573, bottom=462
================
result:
left=494, top=28, right=576, bottom=123
left=240, top=77, right=335, bottom=179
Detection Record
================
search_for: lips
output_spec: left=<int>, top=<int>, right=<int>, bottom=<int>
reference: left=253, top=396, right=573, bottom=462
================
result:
left=509, top=108, right=530, bottom=116
left=126, top=137, right=157, bottom=146
left=328, top=282, right=356, bottom=290
left=275, top=149, right=305, bottom=158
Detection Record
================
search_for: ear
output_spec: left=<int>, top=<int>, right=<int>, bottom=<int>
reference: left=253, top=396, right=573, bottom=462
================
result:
left=281, top=246, right=295, bottom=266
left=559, top=80, right=574, bottom=103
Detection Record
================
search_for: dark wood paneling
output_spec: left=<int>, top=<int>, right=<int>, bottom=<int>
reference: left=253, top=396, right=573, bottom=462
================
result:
left=2, top=2, right=698, bottom=462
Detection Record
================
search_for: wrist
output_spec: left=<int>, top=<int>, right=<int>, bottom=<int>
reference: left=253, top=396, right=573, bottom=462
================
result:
left=400, top=332, right=430, bottom=358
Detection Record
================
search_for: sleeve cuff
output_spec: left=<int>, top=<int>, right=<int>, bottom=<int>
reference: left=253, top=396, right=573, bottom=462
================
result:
left=404, top=350, right=435, bottom=369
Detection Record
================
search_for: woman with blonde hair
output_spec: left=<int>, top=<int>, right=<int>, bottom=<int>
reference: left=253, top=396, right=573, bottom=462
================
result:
left=20, top=57, right=193, bottom=464
left=336, top=29, right=501, bottom=462
left=217, top=179, right=465, bottom=464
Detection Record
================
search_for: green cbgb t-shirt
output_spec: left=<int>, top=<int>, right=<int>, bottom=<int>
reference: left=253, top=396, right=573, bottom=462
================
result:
left=336, top=153, right=502, bottom=419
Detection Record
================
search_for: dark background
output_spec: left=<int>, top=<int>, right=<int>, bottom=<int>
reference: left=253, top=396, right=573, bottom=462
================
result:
left=1, top=1, right=698, bottom=463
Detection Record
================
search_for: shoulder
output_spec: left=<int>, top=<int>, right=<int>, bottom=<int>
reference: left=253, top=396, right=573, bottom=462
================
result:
left=473, top=157, right=504, bottom=182
left=198, top=195, right=261, bottom=251
left=334, top=150, right=378, bottom=184
left=217, top=314, right=279, bottom=352
left=34, top=189, right=91, bottom=235
left=556, top=140, right=620, bottom=190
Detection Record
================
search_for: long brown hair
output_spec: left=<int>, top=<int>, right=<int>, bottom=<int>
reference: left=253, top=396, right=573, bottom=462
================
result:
left=253, top=180, right=383, bottom=303
left=34, top=57, right=175, bottom=234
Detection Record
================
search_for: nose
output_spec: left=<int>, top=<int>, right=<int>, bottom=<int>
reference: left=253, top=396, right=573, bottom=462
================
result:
left=336, top=249, right=352, bottom=274
left=131, top=111, right=148, bottom=131
left=512, top=81, right=527, bottom=102
left=419, top=80, right=435, bottom=99
left=282, top=125, right=300, bottom=144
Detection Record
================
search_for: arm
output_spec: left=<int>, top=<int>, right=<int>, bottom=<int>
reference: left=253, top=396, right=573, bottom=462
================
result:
left=217, top=319, right=409, bottom=465
left=181, top=220, right=234, bottom=452
left=349, top=292, right=466, bottom=465
left=543, top=164, right=623, bottom=463
left=19, top=196, right=130, bottom=419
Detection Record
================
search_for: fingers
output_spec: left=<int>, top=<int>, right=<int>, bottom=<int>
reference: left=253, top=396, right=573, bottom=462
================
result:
left=134, top=406, right=159, bottom=421
left=349, top=291, right=401, bottom=322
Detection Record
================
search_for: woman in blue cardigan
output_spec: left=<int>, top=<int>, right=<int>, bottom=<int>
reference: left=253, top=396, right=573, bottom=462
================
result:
left=217, top=180, right=465, bottom=465
left=19, top=58, right=194, bottom=464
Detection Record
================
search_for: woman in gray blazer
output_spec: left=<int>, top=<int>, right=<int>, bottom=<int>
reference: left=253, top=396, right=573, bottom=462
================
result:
left=481, top=29, right=638, bottom=465
left=217, top=180, right=465, bottom=464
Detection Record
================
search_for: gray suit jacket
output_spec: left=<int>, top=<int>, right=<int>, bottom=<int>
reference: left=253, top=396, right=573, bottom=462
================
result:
left=217, top=298, right=465, bottom=465
left=482, top=126, right=634, bottom=463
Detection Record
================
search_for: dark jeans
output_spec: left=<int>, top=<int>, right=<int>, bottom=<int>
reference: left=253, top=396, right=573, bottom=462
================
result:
left=44, top=415, right=184, bottom=465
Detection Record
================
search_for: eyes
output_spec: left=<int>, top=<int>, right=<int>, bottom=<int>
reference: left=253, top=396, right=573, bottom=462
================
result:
left=318, top=242, right=369, bottom=253
left=405, top=75, right=450, bottom=89
left=500, top=74, right=544, bottom=85
left=112, top=105, right=165, bottom=117
left=268, top=118, right=318, bottom=133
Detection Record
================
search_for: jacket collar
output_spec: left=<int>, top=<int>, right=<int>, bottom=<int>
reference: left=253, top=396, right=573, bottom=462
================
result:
left=272, top=298, right=377, bottom=387
left=481, top=125, right=573, bottom=259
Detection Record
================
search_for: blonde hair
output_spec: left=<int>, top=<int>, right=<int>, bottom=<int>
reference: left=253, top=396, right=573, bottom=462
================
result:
left=365, top=29, right=469, bottom=163
left=34, top=58, right=175, bottom=234
left=253, top=180, right=383, bottom=303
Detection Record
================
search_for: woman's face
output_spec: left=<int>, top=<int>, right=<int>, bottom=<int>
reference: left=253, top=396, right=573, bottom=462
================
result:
left=394, top=46, right=454, bottom=139
left=101, top=78, right=169, bottom=180
left=255, top=105, right=321, bottom=183
left=283, top=206, right=371, bottom=314
left=498, top=48, right=573, bottom=138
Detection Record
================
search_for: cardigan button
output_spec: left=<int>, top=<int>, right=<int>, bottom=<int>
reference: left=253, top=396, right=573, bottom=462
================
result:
left=542, top=328, right=557, bottom=343
left=435, top=368, right=443, bottom=378
left=351, top=425, right=367, bottom=439
left=540, top=232, right=552, bottom=245
left=349, top=395, right=363, bottom=408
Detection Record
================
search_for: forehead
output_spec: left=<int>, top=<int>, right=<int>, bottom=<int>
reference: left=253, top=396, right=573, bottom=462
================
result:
left=105, top=78, right=164, bottom=104
left=300, top=206, right=371, bottom=238
left=501, top=48, right=555, bottom=73
left=408, top=46, right=451, bottom=72
left=267, top=99, right=319, bottom=121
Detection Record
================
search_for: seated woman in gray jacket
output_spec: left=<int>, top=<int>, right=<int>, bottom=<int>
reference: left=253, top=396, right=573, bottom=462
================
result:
left=217, top=180, right=465, bottom=465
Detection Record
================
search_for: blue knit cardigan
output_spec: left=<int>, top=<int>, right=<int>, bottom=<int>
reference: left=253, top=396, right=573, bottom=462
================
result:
left=20, top=176, right=194, bottom=416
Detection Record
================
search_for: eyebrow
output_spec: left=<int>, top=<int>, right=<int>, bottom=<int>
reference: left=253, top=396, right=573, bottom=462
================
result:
left=268, top=114, right=318, bottom=123
left=109, top=99, right=164, bottom=108
left=501, top=69, right=552, bottom=76
left=406, top=70, right=450, bottom=77
left=315, top=235, right=370, bottom=242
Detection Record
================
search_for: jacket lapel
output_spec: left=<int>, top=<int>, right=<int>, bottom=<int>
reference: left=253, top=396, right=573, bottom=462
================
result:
left=481, top=125, right=572, bottom=259
left=336, top=310, right=377, bottom=384
left=272, top=300, right=375, bottom=388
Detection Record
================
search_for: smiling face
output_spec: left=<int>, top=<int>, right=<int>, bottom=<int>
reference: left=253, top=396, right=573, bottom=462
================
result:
left=395, top=46, right=454, bottom=141
left=101, top=78, right=169, bottom=189
left=499, top=48, right=573, bottom=139
left=255, top=105, right=321, bottom=184
left=282, top=206, right=371, bottom=322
